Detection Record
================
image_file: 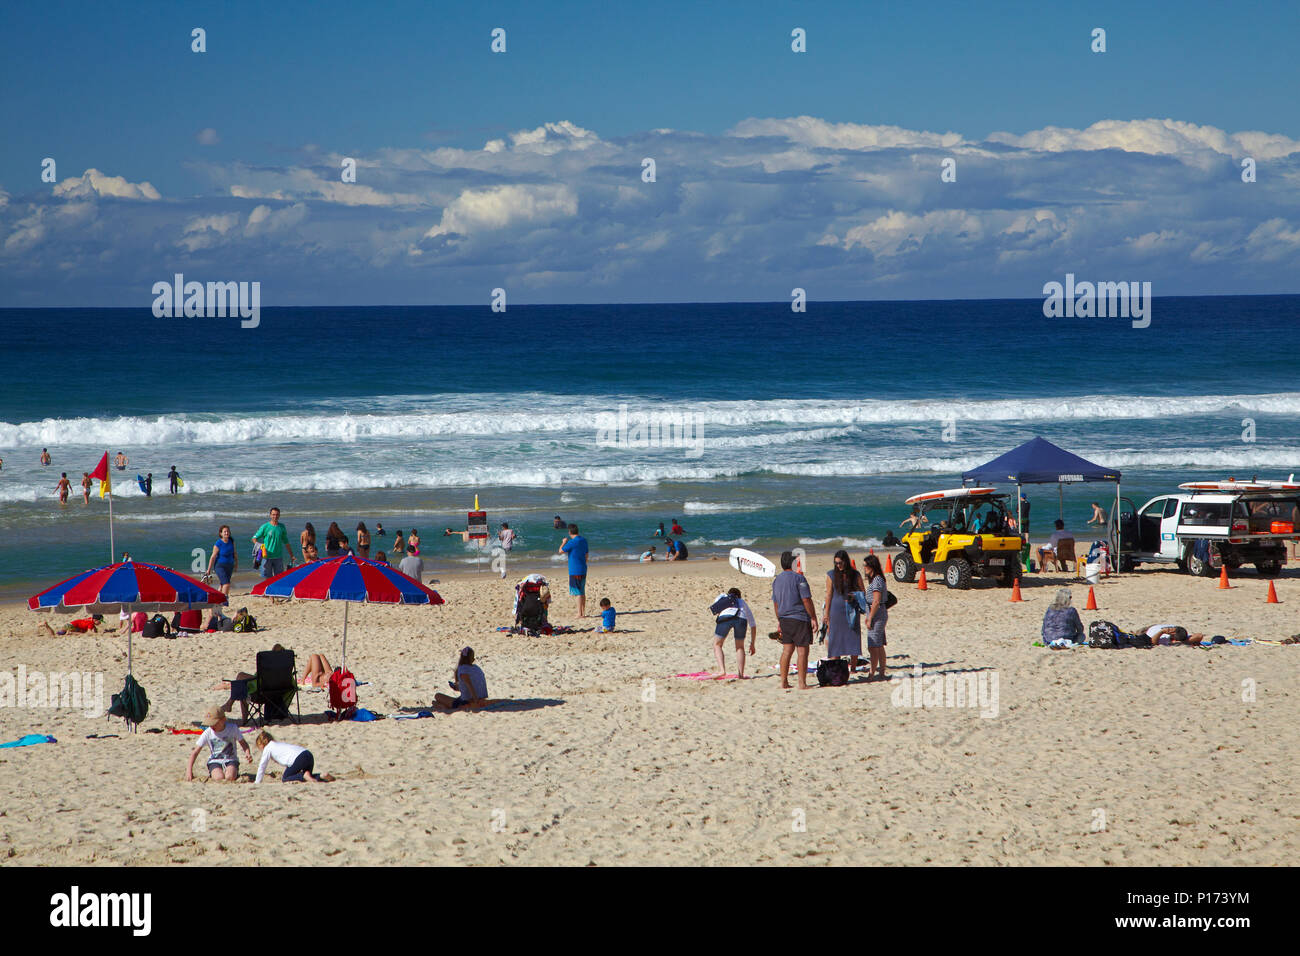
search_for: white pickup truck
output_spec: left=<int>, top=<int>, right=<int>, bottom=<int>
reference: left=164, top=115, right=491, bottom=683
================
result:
left=1111, top=481, right=1300, bottom=577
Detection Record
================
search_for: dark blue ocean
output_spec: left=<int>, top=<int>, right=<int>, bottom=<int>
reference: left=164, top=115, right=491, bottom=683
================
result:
left=1, top=296, right=1298, bottom=591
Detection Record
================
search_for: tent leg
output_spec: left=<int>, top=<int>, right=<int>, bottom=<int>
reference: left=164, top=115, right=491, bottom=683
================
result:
left=126, top=603, right=132, bottom=677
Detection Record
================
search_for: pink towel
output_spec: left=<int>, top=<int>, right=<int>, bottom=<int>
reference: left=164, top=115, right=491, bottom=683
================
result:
left=673, top=671, right=739, bottom=680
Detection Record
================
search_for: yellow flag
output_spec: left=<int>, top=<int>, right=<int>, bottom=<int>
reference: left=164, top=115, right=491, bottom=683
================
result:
left=100, top=474, right=111, bottom=498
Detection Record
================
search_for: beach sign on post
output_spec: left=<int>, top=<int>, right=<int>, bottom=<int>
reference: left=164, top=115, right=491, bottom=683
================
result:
left=730, top=547, right=777, bottom=578
left=468, top=495, right=488, bottom=570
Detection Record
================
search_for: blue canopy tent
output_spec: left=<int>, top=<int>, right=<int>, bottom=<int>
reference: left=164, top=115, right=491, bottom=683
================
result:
left=962, top=436, right=1123, bottom=570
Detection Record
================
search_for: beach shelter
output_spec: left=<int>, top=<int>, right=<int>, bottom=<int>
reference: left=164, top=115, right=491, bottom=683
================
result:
left=251, top=553, right=444, bottom=669
left=28, top=559, right=229, bottom=676
left=961, top=436, right=1124, bottom=569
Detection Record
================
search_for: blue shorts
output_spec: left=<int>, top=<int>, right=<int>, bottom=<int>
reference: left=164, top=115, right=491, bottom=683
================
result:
left=714, top=616, right=748, bottom=641
left=261, top=557, right=284, bottom=579
left=214, top=563, right=233, bottom=585
left=569, top=574, right=586, bottom=596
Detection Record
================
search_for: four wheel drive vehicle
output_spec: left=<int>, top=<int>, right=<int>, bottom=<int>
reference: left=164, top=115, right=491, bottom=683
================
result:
left=1110, top=480, right=1300, bottom=577
left=893, top=488, right=1024, bottom=589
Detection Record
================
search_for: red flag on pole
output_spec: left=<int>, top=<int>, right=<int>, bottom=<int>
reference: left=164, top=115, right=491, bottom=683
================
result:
left=90, top=452, right=111, bottom=498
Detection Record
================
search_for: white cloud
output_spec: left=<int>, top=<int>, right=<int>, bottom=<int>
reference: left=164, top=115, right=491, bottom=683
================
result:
left=244, top=202, right=307, bottom=236
left=53, top=168, right=161, bottom=201
left=424, top=184, right=578, bottom=239
left=822, top=209, right=984, bottom=256
left=988, top=118, right=1300, bottom=160
left=731, top=116, right=966, bottom=150
left=178, top=212, right=240, bottom=251
left=196, top=128, right=220, bottom=145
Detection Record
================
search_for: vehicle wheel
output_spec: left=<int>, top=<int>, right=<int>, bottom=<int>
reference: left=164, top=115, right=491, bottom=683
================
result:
left=1186, top=553, right=1213, bottom=577
left=893, top=551, right=916, bottom=583
left=1119, top=556, right=1135, bottom=574
left=945, top=558, right=973, bottom=590
left=1256, top=559, right=1282, bottom=578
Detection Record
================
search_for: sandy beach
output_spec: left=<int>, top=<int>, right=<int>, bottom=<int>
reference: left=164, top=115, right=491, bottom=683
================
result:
left=1, top=550, right=1296, bottom=867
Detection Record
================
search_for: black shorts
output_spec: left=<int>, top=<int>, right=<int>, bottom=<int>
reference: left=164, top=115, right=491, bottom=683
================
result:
left=778, top=617, right=813, bottom=647
left=714, top=616, right=748, bottom=641
left=282, top=750, right=314, bottom=782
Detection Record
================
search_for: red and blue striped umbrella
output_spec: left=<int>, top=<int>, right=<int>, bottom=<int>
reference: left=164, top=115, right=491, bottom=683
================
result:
left=28, top=559, right=228, bottom=676
left=28, top=560, right=228, bottom=614
left=251, top=554, right=444, bottom=667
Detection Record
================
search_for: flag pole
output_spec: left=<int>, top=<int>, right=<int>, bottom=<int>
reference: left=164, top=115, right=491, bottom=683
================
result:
left=108, top=490, right=115, bottom=564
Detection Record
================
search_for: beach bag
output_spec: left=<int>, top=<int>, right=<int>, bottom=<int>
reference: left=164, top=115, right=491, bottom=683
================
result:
left=1088, top=620, right=1118, bottom=648
left=885, top=590, right=898, bottom=609
left=327, top=667, right=358, bottom=720
left=107, top=674, right=149, bottom=728
left=142, top=614, right=170, bottom=638
left=233, top=614, right=258, bottom=633
left=709, top=593, right=739, bottom=616
left=816, top=658, right=850, bottom=687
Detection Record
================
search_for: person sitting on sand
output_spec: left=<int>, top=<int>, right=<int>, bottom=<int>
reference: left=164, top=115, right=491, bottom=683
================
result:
left=1041, top=588, right=1084, bottom=645
left=187, top=705, right=252, bottom=782
left=254, top=730, right=332, bottom=783
left=599, top=597, right=617, bottom=632
left=1037, top=519, right=1074, bottom=571
left=39, top=614, right=103, bottom=637
left=434, top=647, right=489, bottom=710
left=301, top=653, right=333, bottom=687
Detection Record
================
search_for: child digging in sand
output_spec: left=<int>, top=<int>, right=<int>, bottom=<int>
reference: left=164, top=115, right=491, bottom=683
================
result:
left=253, top=731, right=333, bottom=783
left=186, top=705, right=253, bottom=782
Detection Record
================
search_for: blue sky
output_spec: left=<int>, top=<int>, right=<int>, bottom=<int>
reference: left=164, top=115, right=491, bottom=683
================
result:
left=2, top=0, right=1298, bottom=305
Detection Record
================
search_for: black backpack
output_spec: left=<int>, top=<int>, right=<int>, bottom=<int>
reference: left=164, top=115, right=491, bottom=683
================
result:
left=142, top=614, right=171, bottom=638
left=816, top=658, right=850, bottom=687
left=709, top=593, right=739, bottom=616
left=1088, top=620, right=1117, bottom=648
left=107, top=674, right=149, bottom=729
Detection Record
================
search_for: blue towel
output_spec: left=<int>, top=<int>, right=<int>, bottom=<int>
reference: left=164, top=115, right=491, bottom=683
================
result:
left=0, top=734, right=57, bottom=749
left=350, top=708, right=379, bottom=721
left=394, top=710, right=433, bottom=720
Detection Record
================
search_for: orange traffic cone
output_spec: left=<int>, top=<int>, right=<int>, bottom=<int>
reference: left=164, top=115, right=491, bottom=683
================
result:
left=1218, top=566, right=1232, bottom=589
left=1085, top=586, right=1098, bottom=610
left=917, top=568, right=928, bottom=591
left=1009, top=577, right=1023, bottom=602
left=885, top=552, right=894, bottom=573
left=1266, top=580, right=1280, bottom=604
left=869, top=547, right=875, bottom=556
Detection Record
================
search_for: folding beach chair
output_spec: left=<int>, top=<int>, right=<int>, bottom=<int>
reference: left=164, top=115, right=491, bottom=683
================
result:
left=245, top=649, right=300, bottom=725
left=1054, top=538, right=1077, bottom=572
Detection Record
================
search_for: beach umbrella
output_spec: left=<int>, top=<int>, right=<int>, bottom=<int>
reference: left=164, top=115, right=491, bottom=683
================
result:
left=250, top=553, right=444, bottom=668
left=28, top=559, right=228, bottom=675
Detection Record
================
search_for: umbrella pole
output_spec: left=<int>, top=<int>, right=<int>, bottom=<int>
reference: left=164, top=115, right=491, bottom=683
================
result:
left=126, top=602, right=132, bottom=677
left=341, top=601, right=349, bottom=671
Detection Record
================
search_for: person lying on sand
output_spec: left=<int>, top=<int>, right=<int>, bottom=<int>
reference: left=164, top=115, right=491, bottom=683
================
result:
left=301, top=653, right=332, bottom=687
left=1140, top=624, right=1206, bottom=646
left=253, top=731, right=333, bottom=783
left=186, top=706, right=252, bottom=782
left=433, top=647, right=489, bottom=711
left=38, top=614, right=103, bottom=637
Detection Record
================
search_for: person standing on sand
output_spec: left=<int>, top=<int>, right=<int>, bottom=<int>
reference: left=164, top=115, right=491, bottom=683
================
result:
left=862, top=554, right=889, bottom=680
left=252, top=507, right=296, bottom=578
left=206, top=524, right=238, bottom=597
left=713, top=587, right=757, bottom=678
left=560, top=522, right=589, bottom=619
left=823, top=549, right=864, bottom=675
left=772, top=551, right=817, bottom=690
left=80, top=472, right=92, bottom=504
left=55, top=473, right=71, bottom=504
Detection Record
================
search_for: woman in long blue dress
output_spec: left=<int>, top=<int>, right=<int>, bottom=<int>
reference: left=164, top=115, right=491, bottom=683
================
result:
left=822, top=549, right=864, bottom=674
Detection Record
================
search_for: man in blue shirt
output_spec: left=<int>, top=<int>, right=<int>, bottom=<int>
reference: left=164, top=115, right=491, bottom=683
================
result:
left=559, top=523, right=590, bottom=619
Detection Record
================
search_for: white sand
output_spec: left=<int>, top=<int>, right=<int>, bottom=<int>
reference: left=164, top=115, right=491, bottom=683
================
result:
left=1, top=553, right=1296, bottom=865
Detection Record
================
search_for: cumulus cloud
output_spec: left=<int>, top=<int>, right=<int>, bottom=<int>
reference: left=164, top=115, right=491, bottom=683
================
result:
left=196, top=128, right=220, bottom=145
left=53, top=168, right=161, bottom=201
left=4, top=116, right=1299, bottom=303
left=423, top=184, right=579, bottom=240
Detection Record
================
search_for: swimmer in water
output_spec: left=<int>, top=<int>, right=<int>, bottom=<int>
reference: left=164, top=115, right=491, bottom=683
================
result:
left=55, top=473, right=71, bottom=504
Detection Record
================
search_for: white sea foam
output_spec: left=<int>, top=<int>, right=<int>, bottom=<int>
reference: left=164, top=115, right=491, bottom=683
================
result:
left=797, top=537, right=882, bottom=549
left=5, top=392, right=1300, bottom=447
left=682, top=501, right=766, bottom=513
